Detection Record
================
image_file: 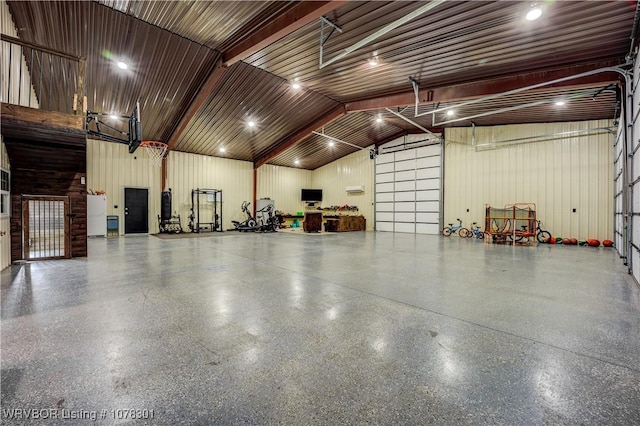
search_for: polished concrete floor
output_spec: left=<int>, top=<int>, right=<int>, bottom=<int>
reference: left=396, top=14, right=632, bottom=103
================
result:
left=1, top=232, right=639, bottom=425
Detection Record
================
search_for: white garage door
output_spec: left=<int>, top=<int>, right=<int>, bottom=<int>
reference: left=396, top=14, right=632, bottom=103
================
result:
left=375, top=143, right=442, bottom=234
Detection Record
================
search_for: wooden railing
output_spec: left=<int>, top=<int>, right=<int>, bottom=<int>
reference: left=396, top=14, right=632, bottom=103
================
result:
left=1, top=34, right=85, bottom=115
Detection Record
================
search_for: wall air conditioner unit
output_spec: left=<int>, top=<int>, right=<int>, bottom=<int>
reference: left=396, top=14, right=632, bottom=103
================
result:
left=346, top=185, right=365, bottom=193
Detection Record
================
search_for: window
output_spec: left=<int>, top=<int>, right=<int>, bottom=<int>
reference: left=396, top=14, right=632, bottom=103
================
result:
left=1, top=168, right=9, bottom=216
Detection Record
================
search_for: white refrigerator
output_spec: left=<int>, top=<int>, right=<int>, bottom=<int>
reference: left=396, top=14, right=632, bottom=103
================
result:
left=87, top=195, right=107, bottom=236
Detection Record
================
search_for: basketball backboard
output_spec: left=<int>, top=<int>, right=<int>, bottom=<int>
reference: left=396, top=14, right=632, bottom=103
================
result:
left=85, top=101, right=142, bottom=152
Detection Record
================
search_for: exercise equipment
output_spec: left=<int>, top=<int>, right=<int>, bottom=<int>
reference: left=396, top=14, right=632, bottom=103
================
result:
left=232, top=201, right=258, bottom=231
left=256, top=203, right=280, bottom=232
left=158, top=189, right=183, bottom=234
left=189, top=188, right=222, bottom=233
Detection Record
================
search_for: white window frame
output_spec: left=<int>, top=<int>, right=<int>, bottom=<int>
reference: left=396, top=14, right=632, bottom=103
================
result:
left=1, top=167, right=10, bottom=217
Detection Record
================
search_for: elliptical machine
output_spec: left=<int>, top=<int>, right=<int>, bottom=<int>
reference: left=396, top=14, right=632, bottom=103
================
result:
left=232, top=201, right=258, bottom=232
left=256, top=203, right=279, bottom=232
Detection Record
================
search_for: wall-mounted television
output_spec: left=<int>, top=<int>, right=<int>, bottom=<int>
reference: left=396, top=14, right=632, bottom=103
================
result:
left=301, top=188, right=323, bottom=202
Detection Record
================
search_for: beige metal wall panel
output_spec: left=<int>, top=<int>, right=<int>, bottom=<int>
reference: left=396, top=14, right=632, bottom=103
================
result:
left=312, top=148, right=374, bottom=230
left=257, top=165, right=312, bottom=215
left=166, top=151, right=253, bottom=230
left=444, top=121, right=613, bottom=241
left=1, top=138, right=10, bottom=270
left=86, top=138, right=161, bottom=234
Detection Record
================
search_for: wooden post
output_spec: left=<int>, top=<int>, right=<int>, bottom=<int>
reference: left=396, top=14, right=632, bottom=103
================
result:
left=76, top=58, right=85, bottom=115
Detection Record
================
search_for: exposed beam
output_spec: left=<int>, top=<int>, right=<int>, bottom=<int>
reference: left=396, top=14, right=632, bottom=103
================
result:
left=345, top=60, right=622, bottom=112
left=223, top=1, right=347, bottom=67
left=254, top=105, right=346, bottom=168
left=166, top=58, right=226, bottom=150
left=374, top=128, right=441, bottom=148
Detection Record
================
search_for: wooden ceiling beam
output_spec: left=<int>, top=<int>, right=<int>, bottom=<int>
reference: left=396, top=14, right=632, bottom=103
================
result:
left=167, top=2, right=346, bottom=151
left=223, top=1, right=347, bottom=67
left=254, top=105, right=346, bottom=168
left=345, top=60, right=623, bottom=112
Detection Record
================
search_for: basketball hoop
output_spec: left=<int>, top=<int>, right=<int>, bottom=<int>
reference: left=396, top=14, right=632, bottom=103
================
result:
left=140, top=141, right=168, bottom=167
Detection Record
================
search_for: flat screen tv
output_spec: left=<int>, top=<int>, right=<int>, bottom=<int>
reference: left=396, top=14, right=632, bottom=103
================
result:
left=301, top=188, right=322, bottom=202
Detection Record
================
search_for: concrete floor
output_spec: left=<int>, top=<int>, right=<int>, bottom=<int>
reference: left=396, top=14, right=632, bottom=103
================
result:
left=1, top=232, right=639, bottom=425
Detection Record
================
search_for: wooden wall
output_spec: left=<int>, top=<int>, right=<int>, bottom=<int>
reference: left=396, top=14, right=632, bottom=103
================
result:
left=9, top=168, right=86, bottom=260
left=2, top=103, right=87, bottom=261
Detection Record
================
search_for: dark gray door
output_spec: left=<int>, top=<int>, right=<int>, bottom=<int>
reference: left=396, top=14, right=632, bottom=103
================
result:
left=124, top=188, right=148, bottom=234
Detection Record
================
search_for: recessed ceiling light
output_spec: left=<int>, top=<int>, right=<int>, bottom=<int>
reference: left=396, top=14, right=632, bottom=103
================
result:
left=328, top=141, right=335, bottom=147
left=526, top=7, right=542, bottom=21
left=376, top=117, right=383, bottom=123
left=110, top=114, right=118, bottom=119
left=555, top=100, right=565, bottom=106
left=446, top=110, right=455, bottom=116
left=219, top=147, right=226, bottom=153
left=292, top=82, right=301, bottom=90
left=368, top=57, right=379, bottom=67
left=248, top=121, right=255, bottom=127
left=294, top=159, right=300, bottom=165
left=117, top=61, right=128, bottom=70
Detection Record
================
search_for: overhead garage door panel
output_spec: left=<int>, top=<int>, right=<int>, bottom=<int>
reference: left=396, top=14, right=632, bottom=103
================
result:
left=375, top=141, right=442, bottom=234
left=376, top=162, right=394, bottom=173
left=395, top=160, right=416, bottom=171
left=395, top=192, right=416, bottom=202
left=376, top=173, right=394, bottom=183
left=417, top=212, right=439, bottom=223
left=395, top=181, right=415, bottom=191
left=376, top=182, right=394, bottom=192
left=417, top=180, right=440, bottom=191
left=417, top=190, right=440, bottom=201
left=417, top=156, right=440, bottom=168
left=417, top=168, right=440, bottom=179
left=395, top=223, right=415, bottom=233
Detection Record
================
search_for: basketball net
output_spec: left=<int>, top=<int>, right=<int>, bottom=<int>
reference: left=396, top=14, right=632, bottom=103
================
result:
left=140, top=141, right=168, bottom=167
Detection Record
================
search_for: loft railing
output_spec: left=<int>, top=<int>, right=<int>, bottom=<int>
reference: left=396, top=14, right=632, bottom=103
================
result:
left=1, top=34, right=85, bottom=115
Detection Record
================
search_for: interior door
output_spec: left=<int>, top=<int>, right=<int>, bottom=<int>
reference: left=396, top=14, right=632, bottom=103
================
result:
left=124, top=188, right=148, bottom=234
left=22, top=195, right=70, bottom=260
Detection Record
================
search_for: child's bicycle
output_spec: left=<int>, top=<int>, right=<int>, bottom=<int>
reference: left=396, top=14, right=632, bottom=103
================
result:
left=442, top=218, right=470, bottom=237
left=535, top=220, right=552, bottom=243
left=467, top=222, right=484, bottom=239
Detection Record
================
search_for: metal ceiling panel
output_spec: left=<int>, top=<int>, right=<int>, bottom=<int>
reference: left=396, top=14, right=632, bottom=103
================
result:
left=8, top=1, right=220, bottom=143
left=171, top=61, right=341, bottom=161
left=97, top=0, right=294, bottom=51
left=268, top=112, right=404, bottom=169
left=246, top=1, right=634, bottom=102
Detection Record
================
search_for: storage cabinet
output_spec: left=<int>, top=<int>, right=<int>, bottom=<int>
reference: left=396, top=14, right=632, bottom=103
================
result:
left=303, top=211, right=323, bottom=232
left=324, top=215, right=366, bottom=232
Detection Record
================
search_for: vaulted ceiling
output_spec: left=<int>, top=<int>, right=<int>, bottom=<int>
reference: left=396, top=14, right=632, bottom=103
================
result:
left=6, top=1, right=637, bottom=170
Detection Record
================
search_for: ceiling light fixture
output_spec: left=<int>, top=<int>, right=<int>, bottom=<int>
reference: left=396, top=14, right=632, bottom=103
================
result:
left=368, top=57, right=379, bottom=67
left=248, top=121, right=255, bottom=127
left=219, top=147, right=226, bottom=153
left=376, top=117, right=383, bottom=123
left=292, top=82, right=301, bottom=90
left=110, top=114, right=118, bottom=120
left=294, top=159, right=300, bottom=165
left=446, top=110, right=455, bottom=116
left=117, top=61, right=128, bottom=70
left=555, top=100, right=565, bottom=106
left=328, top=141, right=335, bottom=147
left=526, top=6, right=542, bottom=21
